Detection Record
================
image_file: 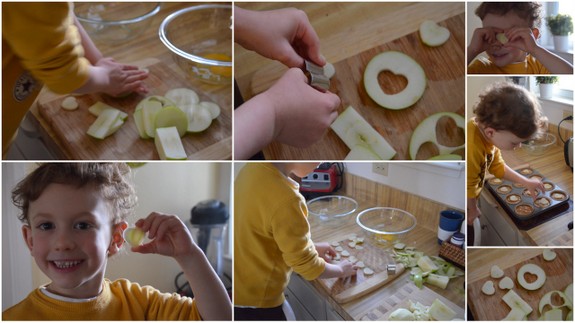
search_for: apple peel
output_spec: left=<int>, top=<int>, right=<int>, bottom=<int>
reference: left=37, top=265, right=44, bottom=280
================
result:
left=363, top=51, right=426, bottom=110
left=409, top=112, right=465, bottom=160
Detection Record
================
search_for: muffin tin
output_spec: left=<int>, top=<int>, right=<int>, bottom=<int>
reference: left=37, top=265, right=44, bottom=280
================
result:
left=485, top=167, right=570, bottom=229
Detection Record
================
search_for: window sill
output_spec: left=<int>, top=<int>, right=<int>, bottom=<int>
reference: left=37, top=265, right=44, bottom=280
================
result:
left=538, top=96, right=574, bottom=106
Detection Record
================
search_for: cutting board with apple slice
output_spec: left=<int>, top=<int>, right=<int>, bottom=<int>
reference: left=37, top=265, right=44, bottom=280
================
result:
left=37, top=58, right=231, bottom=160
left=467, top=249, right=573, bottom=321
left=317, top=236, right=407, bottom=303
left=251, top=13, right=465, bottom=160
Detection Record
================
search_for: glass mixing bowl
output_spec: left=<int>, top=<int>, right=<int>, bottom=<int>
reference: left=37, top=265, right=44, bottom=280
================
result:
left=356, top=207, right=416, bottom=245
left=307, top=195, right=358, bottom=227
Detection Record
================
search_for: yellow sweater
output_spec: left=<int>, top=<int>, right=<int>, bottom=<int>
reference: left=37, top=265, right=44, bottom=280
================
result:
left=2, top=2, right=90, bottom=151
left=468, top=53, right=550, bottom=74
left=467, top=119, right=506, bottom=198
left=234, top=163, right=325, bottom=308
left=2, top=278, right=201, bottom=320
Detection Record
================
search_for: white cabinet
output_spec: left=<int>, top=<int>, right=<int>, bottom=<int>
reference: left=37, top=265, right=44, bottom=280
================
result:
left=286, top=273, right=346, bottom=321
left=479, top=193, right=530, bottom=246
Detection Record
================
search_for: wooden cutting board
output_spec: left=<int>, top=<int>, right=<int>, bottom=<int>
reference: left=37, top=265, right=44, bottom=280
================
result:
left=318, top=235, right=406, bottom=303
left=37, top=58, right=231, bottom=160
left=468, top=249, right=573, bottom=321
left=253, top=13, right=465, bottom=160
left=358, top=284, right=465, bottom=321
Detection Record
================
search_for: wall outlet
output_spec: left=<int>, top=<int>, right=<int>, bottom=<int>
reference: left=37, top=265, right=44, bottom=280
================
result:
left=372, top=163, right=388, bottom=176
left=562, top=110, right=573, bottom=121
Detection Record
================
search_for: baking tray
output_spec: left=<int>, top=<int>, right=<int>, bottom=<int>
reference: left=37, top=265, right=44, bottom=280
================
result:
left=485, top=167, right=570, bottom=230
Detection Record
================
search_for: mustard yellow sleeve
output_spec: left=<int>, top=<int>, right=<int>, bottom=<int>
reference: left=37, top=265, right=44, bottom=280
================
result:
left=135, top=284, right=201, bottom=320
left=2, top=2, right=90, bottom=94
left=488, top=147, right=506, bottom=179
left=272, top=198, right=326, bottom=281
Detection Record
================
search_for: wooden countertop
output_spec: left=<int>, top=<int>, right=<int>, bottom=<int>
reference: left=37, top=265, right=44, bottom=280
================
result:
left=484, top=142, right=573, bottom=246
left=306, top=199, right=465, bottom=320
left=27, top=2, right=232, bottom=159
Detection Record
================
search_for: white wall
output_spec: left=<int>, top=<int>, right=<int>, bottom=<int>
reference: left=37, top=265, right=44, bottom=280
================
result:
left=234, top=162, right=465, bottom=210
left=346, top=162, right=465, bottom=210
left=2, top=162, right=231, bottom=309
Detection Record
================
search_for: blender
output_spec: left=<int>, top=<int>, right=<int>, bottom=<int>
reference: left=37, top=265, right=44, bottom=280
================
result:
left=189, top=199, right=229, bottom=278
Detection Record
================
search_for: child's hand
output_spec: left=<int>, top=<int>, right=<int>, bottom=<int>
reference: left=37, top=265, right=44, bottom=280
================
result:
left=235, top=7, right=324, bottom=68
left=337, top=260, right=358, bottom=278
left=524, top=177, right=545, bottom=199
left=262, top=68, right=340, bottom=147
left=467, top=27, right=498, bottom=64
left=79, top=57, right=149, bottom=97
left=503, top=27, right=539, bottom=54
left=315, top=242, right=337, bottom=262
left=131, top=212, right=197, bottom=260
left=467, top=204, right=482, bottom=225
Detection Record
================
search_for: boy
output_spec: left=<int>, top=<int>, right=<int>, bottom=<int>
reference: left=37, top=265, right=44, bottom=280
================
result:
left=467, top=83, right=547, bottom=243
left=2, top=163, right=231, bottom=320
left=234, top=163, right=356, bottom=320
left=3, top=3, right=149, bottom=152
left=468, top=2, right=573, bottom=74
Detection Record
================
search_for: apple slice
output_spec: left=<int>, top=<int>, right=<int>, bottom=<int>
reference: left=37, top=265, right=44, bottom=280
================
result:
left=154, top=106, right=188, bottom=137
left=363, top=51, right=426, bottom=110
left=419, top=20, right=451, bottom=47
left=88, top=101, right=128, bottom=120
left=330, top=106, right=396, bottom=160
left=499, top=276, right=515, bottom=290
left=491, top=265, right=505, bottom=279
left=87, top=108, right=122, bottom=139
left=502, top=289, right=533, bottom=316
left=482, top=280, right=496, bottom=295
left=142, top=100, right=163, bottom=138
left=496, top=33, right=509, bottom=44
left=165, top=88, right=200, bottom=110
left=429, top=299, right=456, bottom=321
left=323, top=62, right=336, bottom=79
left=61, top=96, right=79, bottom=111
left=198, top=101, right=221, bottom=119
left=186, top=105, right=213, bottom=133
left=409, top=112, right=465, bottom=160
left=155, top=127, right=187, bottom=160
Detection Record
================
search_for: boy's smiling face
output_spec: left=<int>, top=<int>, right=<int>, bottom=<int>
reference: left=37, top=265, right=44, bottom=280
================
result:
left=482, top=12, right=533, bottom=67
left=23, top=183, right=120, bottom=299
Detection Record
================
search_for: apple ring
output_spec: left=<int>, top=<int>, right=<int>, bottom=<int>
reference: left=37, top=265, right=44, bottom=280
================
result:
left=409, top=112, right=465, bottom=160
left=363, top=51, right=426, bottom=110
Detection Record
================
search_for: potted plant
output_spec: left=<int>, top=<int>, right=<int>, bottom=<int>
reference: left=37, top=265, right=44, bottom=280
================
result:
left=535, top=76, right=559, bottom=99
left=546, top=14, right=573, bottom=52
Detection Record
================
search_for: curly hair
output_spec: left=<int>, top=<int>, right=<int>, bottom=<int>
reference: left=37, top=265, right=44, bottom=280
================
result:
left=12, top=163, right=137, bottom=225
left=475, top=2, right=543, bottom=28
left=473, top=82, right=547, bottom=139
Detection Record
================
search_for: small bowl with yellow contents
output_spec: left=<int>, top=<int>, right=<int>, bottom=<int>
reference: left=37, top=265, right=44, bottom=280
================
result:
left=159, top=4, right=232, bottom=85
left=356, top=207, right=417, bottom=246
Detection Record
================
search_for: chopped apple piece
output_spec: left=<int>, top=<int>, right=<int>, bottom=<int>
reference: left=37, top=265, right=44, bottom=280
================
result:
left=186, top=105, right=213, bottom=133
left=419, top=20, right=451, bottom=47
left=502, top=289, right=533, bottom=316
left=154, top=106, right=188, bottom=137
left=88, top=101, right=128, bottom=120
left=481, top=280, right=495, bottom=295
left=429, top=298, right=456, bottom=321
left=155, top=127, right=187, bottom=160
left=87, top=108, right=122, bottom=139
left=61, top=96, right=79, bottom=111
left=496, top=33, right=509, bottom=44
left=331, top=106, right=396, bottom=160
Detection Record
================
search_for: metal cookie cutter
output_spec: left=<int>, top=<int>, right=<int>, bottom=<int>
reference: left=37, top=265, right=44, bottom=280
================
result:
left=304, top=60, right=330, bottom=91
left=386, top=263, right=397, bottom=275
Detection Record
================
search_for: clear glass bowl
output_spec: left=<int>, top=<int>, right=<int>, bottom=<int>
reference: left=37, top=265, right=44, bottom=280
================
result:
left=74, top=2, right=161, bottom=43
left=307, top=195, right=358, bottom=226
left=159, top=4, right=232, bottom=85
left=356, top=207, right=417, bottom=245
left=522, top=133, right=556, bottom=156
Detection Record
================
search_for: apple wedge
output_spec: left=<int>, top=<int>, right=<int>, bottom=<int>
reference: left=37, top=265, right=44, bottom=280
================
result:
left=419, top=20, right=450, bottom=47
left=364, top=51, right=426, bottom=110
left=88, top=101, right=128, bottom=120
left=330, top=106, right=396, bottom=160
left=409, top=112, right=465, bottom=160
left=87, top=108, right=122, bottom=139
left=155, top=127, right=187, bottom=160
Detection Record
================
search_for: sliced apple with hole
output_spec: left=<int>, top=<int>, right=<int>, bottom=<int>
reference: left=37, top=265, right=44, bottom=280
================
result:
left=155, top=126, right=187, bottom=160
left=364, top=51, right=426, bottom=110
left=419, top=20, right=451, bottom=47
left=186, top=105, right=213, bottom=133
left=409, top=112, right=465, bottom=160
left=330, top=106, right=396, bottom=160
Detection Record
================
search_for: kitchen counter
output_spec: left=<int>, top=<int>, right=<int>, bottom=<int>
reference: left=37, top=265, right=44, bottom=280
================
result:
left=303, top=199, right=465, bottom=321
left=24, top=2, right=232, bottom=160
left=481, top=142, right=573, bottom=246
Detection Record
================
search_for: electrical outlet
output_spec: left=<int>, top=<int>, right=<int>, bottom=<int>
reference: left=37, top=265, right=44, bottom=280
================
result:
left=562, top=110, right=573, bottom=121
left=372, top=163, right=388, bottom=176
